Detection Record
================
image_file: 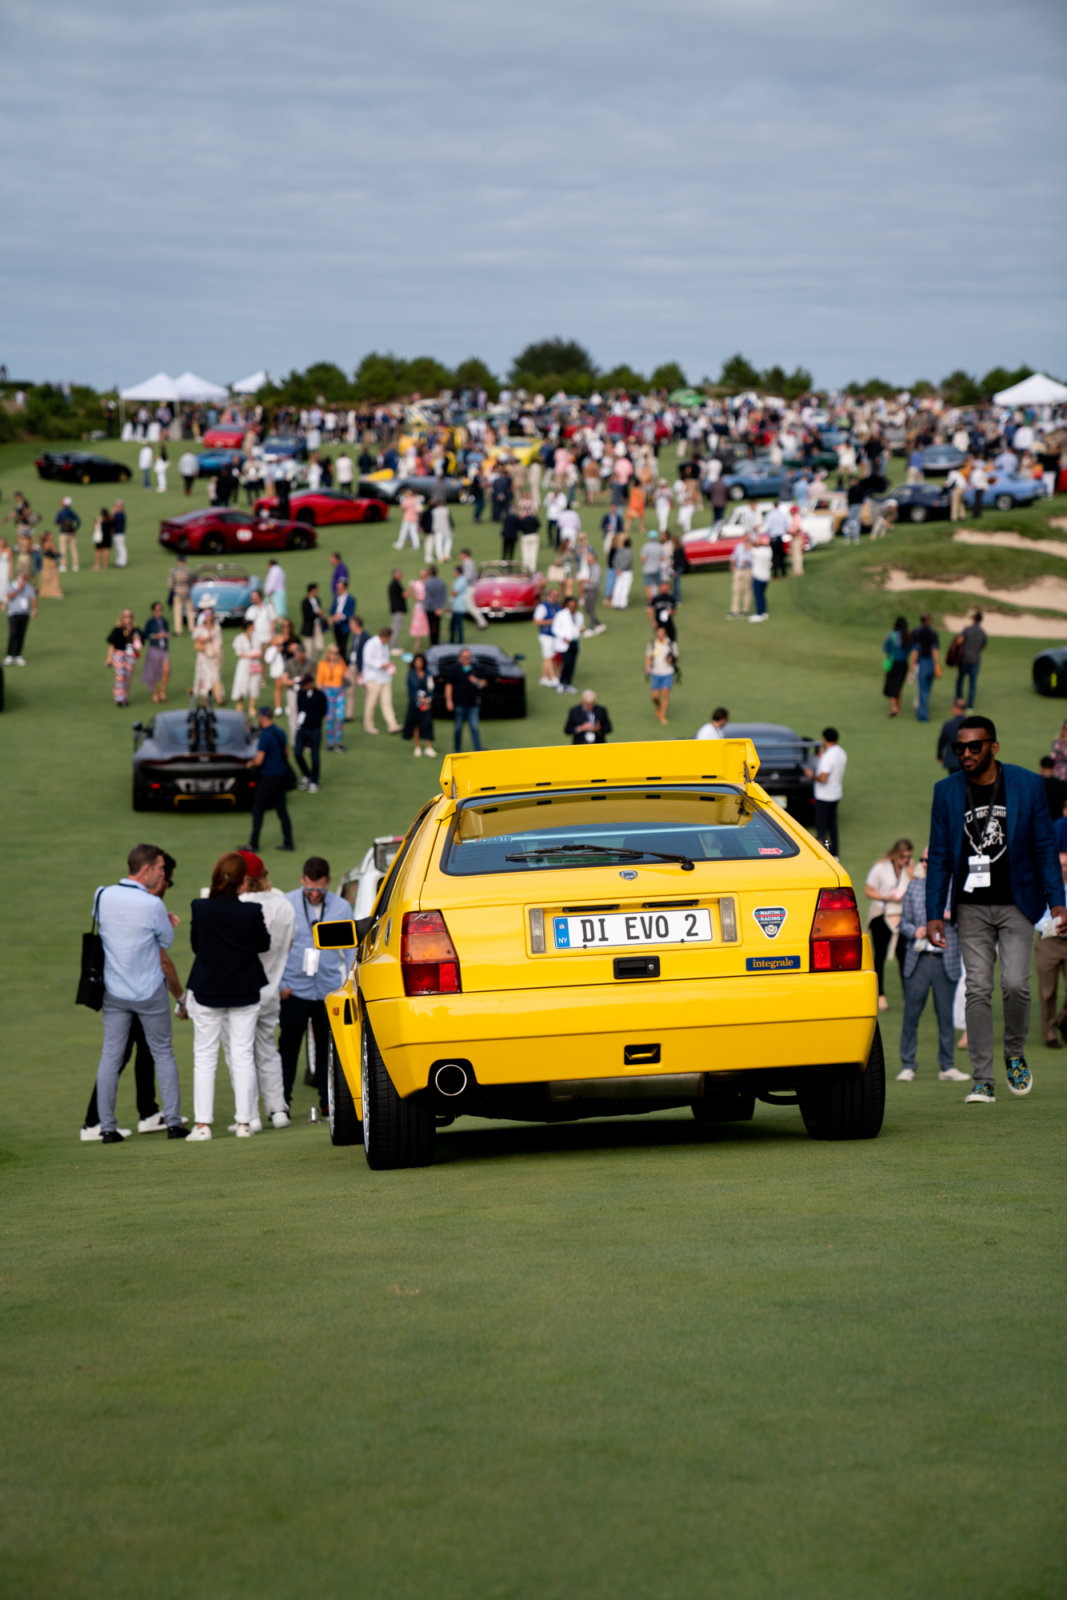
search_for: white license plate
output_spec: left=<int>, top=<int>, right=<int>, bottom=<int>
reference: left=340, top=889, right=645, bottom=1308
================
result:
left=552, top=909, right=713, bottom=950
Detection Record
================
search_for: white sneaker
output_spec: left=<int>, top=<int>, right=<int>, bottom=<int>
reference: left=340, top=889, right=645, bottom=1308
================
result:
left=3, top=656, right=12, bottom=665
left=299, top=777, right=310, bottom=790
left=228, top=1117, right=262, bottom=1134
left=138, top=1112, right=167, bottom=1134
left=938, top=1067, right=971, bottom=1082
left=234, top=1123, right=256, bottom=1138
left=15, top=657, right=26, bottom=666
left=271, top=1110, right=292, bottom=1129
left=307, top=782, right=318, bottom=793
left=423, top=746, right=436, bottom=757
left=186, top=1124, right=212, bottom=1141
left=413, top=747, right=422, bottom=757
left=81, top=1123, right=130, bottom=1141
left=895, top=1068, right=915, bottom=1082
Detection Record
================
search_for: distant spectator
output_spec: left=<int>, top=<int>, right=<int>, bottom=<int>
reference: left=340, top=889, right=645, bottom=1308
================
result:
left=696, top=707, right=729, bottom=740
left=105, top=608, right=142, bottom=706
left=564, top=688, right=612, bottom=744
left=883, top=615, right=911, bottom=718
left=937, top=696, right=969, bottom=773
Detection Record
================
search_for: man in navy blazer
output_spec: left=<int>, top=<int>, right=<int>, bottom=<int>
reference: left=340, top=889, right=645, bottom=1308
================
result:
left=926, top=715, right=1065, bottom=1103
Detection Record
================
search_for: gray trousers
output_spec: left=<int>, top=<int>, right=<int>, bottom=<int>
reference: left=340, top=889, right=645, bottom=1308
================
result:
left=899, top=953, right=956, bottom=1073
left=956, top=903, right=1033, bottom=1085
left=95, top=983, right=183, bottom=1133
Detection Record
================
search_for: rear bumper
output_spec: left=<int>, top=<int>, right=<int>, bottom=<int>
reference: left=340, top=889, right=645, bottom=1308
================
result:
left=367, top=972, right=878, bottom=1098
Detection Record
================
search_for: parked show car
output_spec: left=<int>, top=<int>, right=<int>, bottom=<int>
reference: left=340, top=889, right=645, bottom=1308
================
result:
left=1033, top=647, right=1067, bottom=697
left=201, top=423, right=247, bottom=449
left=966, top=472, right=1048, bottom=512
left=132, top=702, right=259, bottom=810
left=341, top=836, right=406, bottom=918
left=159, top=508, right=316, bottom=554
left=359, top=473, right=471, bottom=504
left=195, top=448, right=245, bottom=478
left=871, top=484, right=952, bottom=524
left=35, top=451, right=131, bottom=485
left=255, top=435, right=307, bottom=464
left=721, top=461, right=789, bottom=501
left=252, top=490, right=388, bottom=526
left=722, top=722, right=817, bottom=822
left=919, top=445, right=967, bottom=476
left=310, top=740, right=882, bottom=1169
left=189, top=563, right=261, bottom=622
left=472, top=562, right=545, bottom=619
left=426, top=643, right=528, bottom=719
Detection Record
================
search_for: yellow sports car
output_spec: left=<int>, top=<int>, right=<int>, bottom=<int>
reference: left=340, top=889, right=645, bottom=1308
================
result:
left=314, top=740, right=883, bottom=1168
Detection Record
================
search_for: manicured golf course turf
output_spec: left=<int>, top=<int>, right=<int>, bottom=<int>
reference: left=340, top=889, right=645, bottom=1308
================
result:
left=1, top=438, right=1064, bottom=1598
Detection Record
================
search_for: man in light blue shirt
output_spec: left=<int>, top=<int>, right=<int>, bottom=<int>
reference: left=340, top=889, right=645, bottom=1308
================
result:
left=278, top=854, right=350, bottom=1114
left=92, top=844, right=188, bottom=1141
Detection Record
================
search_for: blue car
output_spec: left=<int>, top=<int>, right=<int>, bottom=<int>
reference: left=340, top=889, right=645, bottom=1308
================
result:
left=920, top=445, right=967, bottom=476
left=196, top=448, right=245, bottom=477
left=190, top=562, right=262, bottom=623
left=965, top=472, right=1047, bottom=511
left=722, top=460, right=790, bottom=501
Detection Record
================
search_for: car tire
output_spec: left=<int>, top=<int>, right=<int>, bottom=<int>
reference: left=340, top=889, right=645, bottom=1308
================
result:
left=295, top=507, right=316, bottom=525
left=201, top=533, right=225, bottom=555
left=361, top=1013, right=435, bottom=1170
left=692, top=1081, right=756, bottom=1123
left=132, top=777, right=150, bottom=811
left=729, top=484, right=745, bottom=501
left=287, top=529, right=311, bottom=550
left=1033, top=658, right=1062, bottom=696
left=515, top=683, right=527, bottom=718
left=799, top=1024, right=886, bottom=1141
left=994, top=493, right=1014, bottom=512
left=908, top=505, right=927, bottom=524
left=327, top=1034, right=362, bottom=1146
left=364, top=505, right=384, bottom=522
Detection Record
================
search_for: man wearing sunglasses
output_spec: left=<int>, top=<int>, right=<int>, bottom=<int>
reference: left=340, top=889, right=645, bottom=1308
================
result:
left=926, top=715, right=1065, bottom=1103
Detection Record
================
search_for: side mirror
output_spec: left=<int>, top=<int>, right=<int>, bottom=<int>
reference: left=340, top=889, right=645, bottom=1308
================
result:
left=313, top=916, right=373, bottom=950
left=132, top=721, right=145, bottom=733
left=512, top=652, right=526, bottom=662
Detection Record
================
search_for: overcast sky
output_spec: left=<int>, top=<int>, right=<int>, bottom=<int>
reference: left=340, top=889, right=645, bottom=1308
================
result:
left=3, top=0, right=1065, bottom=391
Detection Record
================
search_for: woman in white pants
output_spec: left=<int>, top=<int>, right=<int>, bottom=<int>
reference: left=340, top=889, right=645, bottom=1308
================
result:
left=184, top=853, right=271, bottom=1140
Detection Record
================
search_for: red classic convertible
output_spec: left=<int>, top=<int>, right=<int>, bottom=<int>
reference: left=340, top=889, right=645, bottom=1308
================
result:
left=158, top=508, right=318, bottom=555
left=472, top=561, right=545, bottom=620
left=201, top=423, right=247, bottom=449
left=252, top=489, right=389, bottom=526
left=680, top=528, right=747, bottom=569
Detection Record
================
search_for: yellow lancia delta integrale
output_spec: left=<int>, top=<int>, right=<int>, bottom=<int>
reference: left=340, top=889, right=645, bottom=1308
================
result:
left=314, top=740, right=883, bottom=1168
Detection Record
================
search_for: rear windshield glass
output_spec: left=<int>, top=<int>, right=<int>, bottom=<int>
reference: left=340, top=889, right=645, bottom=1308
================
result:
left=442, top=786, right=798, bottom=876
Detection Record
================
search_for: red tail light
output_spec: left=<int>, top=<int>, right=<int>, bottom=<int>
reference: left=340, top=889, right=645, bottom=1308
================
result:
left=809, top=887, right=863, bottom=972
left=401, top=910, right=462, bottom=996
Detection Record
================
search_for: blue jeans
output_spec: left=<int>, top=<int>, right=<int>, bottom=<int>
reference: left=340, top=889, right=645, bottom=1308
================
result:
left=752, top=577, right=767, bottom=616
left=916, top=659, right=935, bottom=721
left=449, top=613, right=465, bottom=644
left=900, top=954, right=956, bottom=1073
left=955, top=663, right=979, bottom=707
left=453, top=705, right=481, bottom=750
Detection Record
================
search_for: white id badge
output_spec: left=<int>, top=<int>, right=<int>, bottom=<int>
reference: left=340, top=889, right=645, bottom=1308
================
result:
left=963, top=853, right=991, bottom=894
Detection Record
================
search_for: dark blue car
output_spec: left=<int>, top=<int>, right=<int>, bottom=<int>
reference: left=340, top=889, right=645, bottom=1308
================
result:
left=196, top=448, right=245, bottom=477
left=722, top=461, right=790, bottom=501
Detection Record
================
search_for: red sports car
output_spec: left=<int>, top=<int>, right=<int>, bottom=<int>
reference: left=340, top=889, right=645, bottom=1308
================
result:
left=679, top=529, right=747, bottom=569
left=472, top=561, right=545, bottom=620
left=158, top=508, right=317, bottom=555
left=202, top=423, right=247, bottom=448
left=252, top=490, right=389, bottom=526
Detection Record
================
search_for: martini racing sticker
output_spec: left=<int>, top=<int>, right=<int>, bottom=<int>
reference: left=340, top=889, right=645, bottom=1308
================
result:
left=753, top=905, right=788, bottom=939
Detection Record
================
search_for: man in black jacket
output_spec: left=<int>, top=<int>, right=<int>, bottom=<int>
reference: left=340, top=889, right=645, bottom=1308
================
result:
left=294, top=676, right=328, bottom=793
left=564, top=689, right=612, bottom=744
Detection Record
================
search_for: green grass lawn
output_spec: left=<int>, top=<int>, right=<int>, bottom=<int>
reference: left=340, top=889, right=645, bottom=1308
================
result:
left=1, top=439, right=1065, bottom=1599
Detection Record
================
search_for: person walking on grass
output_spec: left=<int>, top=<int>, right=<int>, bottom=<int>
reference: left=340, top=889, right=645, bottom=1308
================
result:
left=4, top=570, right=36, bottom=665
left=184, top=852, right=271, bottom=1141
left=90, top=843, right=190, bottom=1143
left=896, top=846, right=972, bottom=1083
left=749, top=534, right=772, bottom=623
left=105, top=609, right=142, bottom=707
left=360, top=625, right=400, bottom=734
left=168, top=552, right=194, bottom=636
left=910, top=613, right=941, bottom=723
left=727, top=534, right=753, bottom=619
left=245, top=706, right=295, bottom=853
left=864, top=838, right=914, bottom=1011
left=806, top=728, right=847, bottom=857
left=645, top=625, right=678, bottom=725
left=55, top=497, right=80, bottom=572
left=444, top=647, right=485, bottom=751
left=882, top=615, right=911, bottom=717
left=403, top=652, right=437, bottom=758
left=925, top=714, right=1065, bottom=1103
left=953, top=609, right=987, bottom=708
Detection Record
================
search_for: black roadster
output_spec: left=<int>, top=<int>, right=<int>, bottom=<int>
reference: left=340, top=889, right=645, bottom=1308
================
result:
left=35, top=451, right=132, bottom=485
left=132, top=702, right=260, bottom=810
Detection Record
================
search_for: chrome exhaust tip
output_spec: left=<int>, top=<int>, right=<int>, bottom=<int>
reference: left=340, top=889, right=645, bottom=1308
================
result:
left=433, top=1062, right=469, bottom=1098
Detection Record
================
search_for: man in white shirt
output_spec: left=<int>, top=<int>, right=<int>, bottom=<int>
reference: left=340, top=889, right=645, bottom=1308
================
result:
left=335, top=453, right=354, bottom=493
left=138, top=441, right=154, bottom=489
left=556, top=504, right=581, bottom=549
left=696, top=706, right=729, bottom=740
left=245, top=590, right=275, bottom=649
left=236, top=851, right=296, bottom=1129
left=360, top=625, right=400, bottom=733
left=748, top=535, right=773, bottom=623
left=550, top=597, right=584, bottom=695
left=178, top=449, right=199, bottom=497
left=806, top=727, right=848, bottom=856
left=728, top=535, right=753, bottom=619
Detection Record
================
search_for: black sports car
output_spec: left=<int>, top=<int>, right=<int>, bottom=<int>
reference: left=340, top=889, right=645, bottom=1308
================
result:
left=35, top=451, right=132, bottom=485
left=870, top=483, right=951, bottom=525
left=359, top=473, right=471, bottom=504
left=427, top=644, right=527, bottom=720
left=1033, top=648, right=1067, bottom=698
left=132, top=703, right=260, bottom=810
left=723, top=721, right=817, bottom=822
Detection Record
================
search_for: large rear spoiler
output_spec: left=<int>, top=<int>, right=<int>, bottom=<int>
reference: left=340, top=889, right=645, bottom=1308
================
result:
left=439, top=739, right=761, bottom=800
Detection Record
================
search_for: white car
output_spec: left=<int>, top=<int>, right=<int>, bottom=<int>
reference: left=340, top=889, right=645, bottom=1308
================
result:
left=698, top=502, right=837, bottom=549
left=340, top=835, right=405, bottom=921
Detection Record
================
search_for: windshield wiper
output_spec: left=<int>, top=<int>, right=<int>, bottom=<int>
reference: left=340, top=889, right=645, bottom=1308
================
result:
left=504, top=844, right=694, bottom=872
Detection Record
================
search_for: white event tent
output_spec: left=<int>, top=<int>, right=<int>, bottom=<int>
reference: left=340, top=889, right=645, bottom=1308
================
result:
left=992, top=372, right=1067, bottom=407
left=119, top=371, right=181, bottom=402
left=174, top=371, right=230, bottom=403
left=232, top=370, right=269, bottom=395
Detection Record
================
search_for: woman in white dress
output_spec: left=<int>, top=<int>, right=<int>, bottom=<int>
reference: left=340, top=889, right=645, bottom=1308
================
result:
left=154, top=449, right=169, bottom=492
left=231, top=620, right=262, bottom=711
left=192, top=606, right=224, bottom=701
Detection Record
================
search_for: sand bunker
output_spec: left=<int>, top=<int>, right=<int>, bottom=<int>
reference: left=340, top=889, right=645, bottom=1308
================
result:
left=953, top=530, right=1067, bottom=560
left=942, top=612, right=1067, bottom=640
left=882, top=567, right=1067, bottom=637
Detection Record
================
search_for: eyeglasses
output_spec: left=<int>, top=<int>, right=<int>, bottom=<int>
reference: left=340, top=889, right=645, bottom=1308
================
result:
left=952, top=739, right=990, bottom=756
